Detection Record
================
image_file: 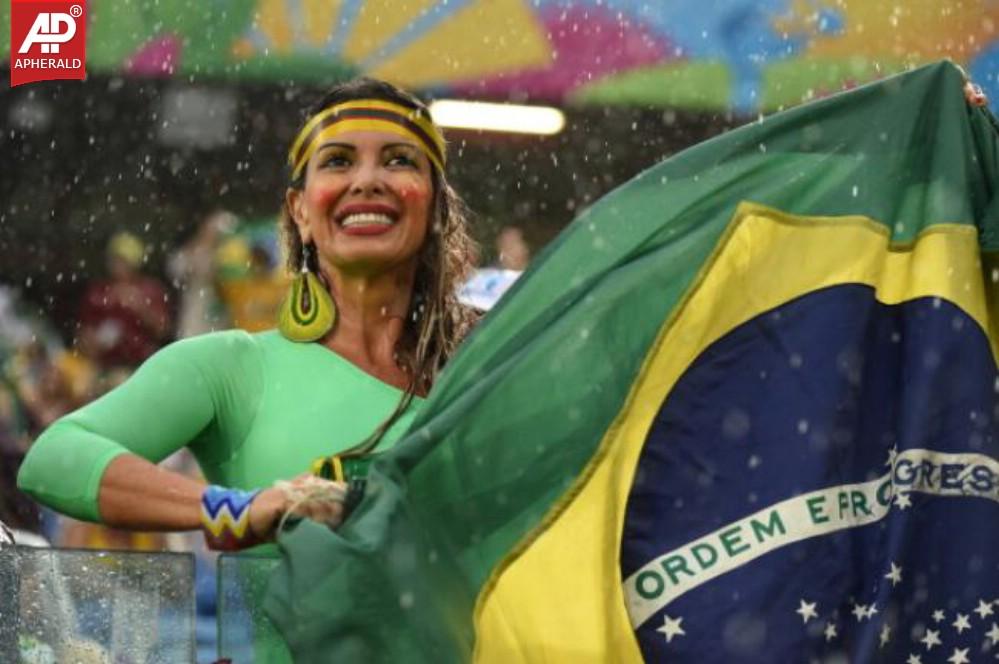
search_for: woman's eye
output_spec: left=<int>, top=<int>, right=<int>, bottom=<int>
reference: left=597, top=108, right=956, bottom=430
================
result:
left=321, top=154, right=351, bottom=168
left=386, top=154, right=417, bottom=167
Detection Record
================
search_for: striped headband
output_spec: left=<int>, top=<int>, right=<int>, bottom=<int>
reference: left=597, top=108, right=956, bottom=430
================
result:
left=288, top=99, right=446, bottom=181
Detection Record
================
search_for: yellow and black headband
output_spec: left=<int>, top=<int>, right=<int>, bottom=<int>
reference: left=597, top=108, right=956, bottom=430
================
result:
left=288, top=99, right=446, bottom=181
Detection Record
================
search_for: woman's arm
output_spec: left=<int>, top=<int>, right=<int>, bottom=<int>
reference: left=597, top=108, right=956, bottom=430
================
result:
left=25, top=440, right=292, bottom=543
left=98, top=454, right=343, bottom=541
left=96, top=454, right=204, bottom=530
left=18, top=332, right=250, bottom=524
left=95, top=454, right=342, bottom=543
left=18, top=331, right=345, bottom=542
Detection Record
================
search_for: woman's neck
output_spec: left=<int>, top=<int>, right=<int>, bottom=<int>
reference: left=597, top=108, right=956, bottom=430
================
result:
left=320, top=264, right=416, bottom=383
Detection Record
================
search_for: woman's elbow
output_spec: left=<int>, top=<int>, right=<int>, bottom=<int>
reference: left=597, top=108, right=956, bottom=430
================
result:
left=15, top=420, right=113, bottom=523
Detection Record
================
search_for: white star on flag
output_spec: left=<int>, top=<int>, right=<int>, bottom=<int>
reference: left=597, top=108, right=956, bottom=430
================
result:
left=824, top=622, right=837, bottom=642
left=895, top=492, right=912, bottom=509
left=796, top=599, right=818, bottom=623
left=657, top=614, right=685, bottom=643
left=865, top=604, right=879, bottom=619
left=852, top=603, right=868, bottom=621
left=884, top=562, right=903, bottom=586
left=921, top=628, right=942, bottom=650
left=906, top=655, right=922, bottom=664
left=976, top=600, right=995, bottom=619
left=880, top=624, right=891, bottom=647
left=932, top=610, right=946, bottom=623
left=952, top=613, right=971, bottom=634
left=885, top=446, right=898, bottom=467
left=947, top=647, right=970, bottom=664
left=987, top=622, right=999, bottom=644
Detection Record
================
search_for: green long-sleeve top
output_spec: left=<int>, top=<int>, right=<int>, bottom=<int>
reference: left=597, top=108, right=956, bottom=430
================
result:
left=17, top=330, right=421, bottom=523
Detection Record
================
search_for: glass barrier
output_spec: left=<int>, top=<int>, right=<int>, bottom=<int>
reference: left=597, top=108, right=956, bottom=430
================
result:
left=217, top=554, right=291, bottom=663
left=0, top=546, right=195, bottom=663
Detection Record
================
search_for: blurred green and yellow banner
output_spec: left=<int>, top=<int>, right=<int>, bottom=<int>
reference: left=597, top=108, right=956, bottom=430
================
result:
left=4, top=2, right=998, bottom=113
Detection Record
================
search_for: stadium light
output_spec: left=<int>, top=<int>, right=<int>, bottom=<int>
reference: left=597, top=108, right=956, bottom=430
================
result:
left=429, top=100, right=565, bottom=135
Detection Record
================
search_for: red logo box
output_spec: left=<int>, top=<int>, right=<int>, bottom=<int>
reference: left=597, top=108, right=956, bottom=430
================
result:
left=10, top=0, right=87, bottom=87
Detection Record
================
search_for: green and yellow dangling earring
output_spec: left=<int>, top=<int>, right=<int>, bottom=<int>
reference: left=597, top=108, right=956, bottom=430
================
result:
left=278, top=244, right=336, bottom=342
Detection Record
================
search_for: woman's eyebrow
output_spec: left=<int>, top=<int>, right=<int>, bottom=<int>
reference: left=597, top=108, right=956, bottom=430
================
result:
left=382, top=142, right=418, bottom=151
left=316, top=141, right=356, bottom=152
left=315, top=142, right=418, bottom=153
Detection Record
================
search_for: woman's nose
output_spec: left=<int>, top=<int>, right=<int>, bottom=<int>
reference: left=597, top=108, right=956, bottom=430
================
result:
left=349, top=161, right=385, bottom=195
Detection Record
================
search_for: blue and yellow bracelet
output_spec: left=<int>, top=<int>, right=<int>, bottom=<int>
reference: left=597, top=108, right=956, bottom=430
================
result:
left=200, top=485, right=262, bottom=551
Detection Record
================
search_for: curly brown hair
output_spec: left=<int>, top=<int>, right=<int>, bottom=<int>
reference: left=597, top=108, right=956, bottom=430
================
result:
left=280, top=78, right=478, bottom=451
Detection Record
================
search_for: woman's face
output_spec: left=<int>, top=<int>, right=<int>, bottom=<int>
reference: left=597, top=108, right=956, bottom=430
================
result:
left=288, top=129, right=434, bottom=278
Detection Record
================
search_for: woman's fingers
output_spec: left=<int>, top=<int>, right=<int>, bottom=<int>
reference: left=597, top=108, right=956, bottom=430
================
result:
left=276, top=476, right=348, bottom=528
left=300, top=497, right=344, bottom=527
left=287, top=494, right=344, bottom=529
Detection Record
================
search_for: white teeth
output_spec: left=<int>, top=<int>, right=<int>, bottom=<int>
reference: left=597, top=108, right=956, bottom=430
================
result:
left=341, top=213, right=395, bottom=227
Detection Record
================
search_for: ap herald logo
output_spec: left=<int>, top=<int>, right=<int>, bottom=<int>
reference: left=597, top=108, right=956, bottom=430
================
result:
left=10, top=0, right=87, bottom=87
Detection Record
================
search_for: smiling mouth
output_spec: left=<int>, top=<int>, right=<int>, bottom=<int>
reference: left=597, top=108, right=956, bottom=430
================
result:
left=339, top=212, right=396, bottom=229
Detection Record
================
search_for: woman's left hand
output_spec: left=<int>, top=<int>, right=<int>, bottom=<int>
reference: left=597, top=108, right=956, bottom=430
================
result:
left=250, top=474, right=348, bottom=540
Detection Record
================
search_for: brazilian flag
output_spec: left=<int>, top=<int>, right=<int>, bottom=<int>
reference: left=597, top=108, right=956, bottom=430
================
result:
left=264, top=62, right=999, bottom=662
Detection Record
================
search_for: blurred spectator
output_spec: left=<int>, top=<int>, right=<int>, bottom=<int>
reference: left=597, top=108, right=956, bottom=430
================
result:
left=1, top=437, right=42, bottom=539
left=9, top=340, right=80, bottom=433
left=0, top=285, right=80, bottom=542
left=496, top=225, right=531, bottom=271
left=168, top=210, right=235, bottom=339
left=2, top=339, right=84, bottom=543
left=78, top=232, right=172, bottom=370
left=215, top=221, right=288, bottom=332
left=0, top=286, right=51, bottom=354
left=459, top=225, right=532, bottom=311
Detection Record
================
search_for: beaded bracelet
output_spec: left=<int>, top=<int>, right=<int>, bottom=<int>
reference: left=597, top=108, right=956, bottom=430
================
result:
left=200, top=485, right=262, bottom=551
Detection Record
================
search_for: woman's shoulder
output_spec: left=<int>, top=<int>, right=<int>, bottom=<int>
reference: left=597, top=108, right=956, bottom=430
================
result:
left=142, top=329, right=273, bottom=379
left=127, top=331, right=275, bottom=405
left=167, top=328, right=264, bottom=355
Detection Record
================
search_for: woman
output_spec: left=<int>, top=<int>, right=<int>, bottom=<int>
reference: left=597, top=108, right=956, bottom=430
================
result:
left=17, top=77, right=476, bottom=554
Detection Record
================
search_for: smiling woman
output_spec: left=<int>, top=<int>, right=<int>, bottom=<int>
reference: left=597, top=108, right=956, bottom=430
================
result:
left=16, top=78, right=478, bottom=657
left=280, top=79, right=478, bottom=414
